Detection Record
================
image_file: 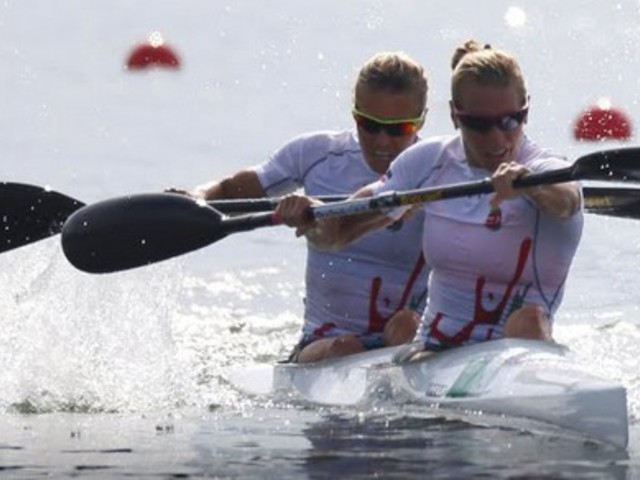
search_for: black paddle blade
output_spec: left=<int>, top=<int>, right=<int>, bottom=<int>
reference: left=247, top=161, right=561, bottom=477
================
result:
left=0, top=182, right=85, bottom=253
left=573, top=147, right=640, bottom=182
left=584, top=186, right=640, bottom=219
left=61, top=194, right=225, bottom=273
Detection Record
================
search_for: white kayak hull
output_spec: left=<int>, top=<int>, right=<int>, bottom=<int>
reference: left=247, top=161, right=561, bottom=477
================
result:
left=228, top=338, right=628, bottom=448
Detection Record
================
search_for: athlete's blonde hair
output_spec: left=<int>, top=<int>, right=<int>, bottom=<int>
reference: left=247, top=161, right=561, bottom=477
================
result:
left=451, top=40, right=527, bottom=107
left=354, top=52, right=429, bottom=116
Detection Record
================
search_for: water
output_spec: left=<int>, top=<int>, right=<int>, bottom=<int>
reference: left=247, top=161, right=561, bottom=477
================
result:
left=0, top=409, right=632, bottom=478
left=1, top=1, right=639, bottom=478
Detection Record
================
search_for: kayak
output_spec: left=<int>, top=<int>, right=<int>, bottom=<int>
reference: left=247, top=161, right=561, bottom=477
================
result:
left=228, top=338, right=628, bottom=448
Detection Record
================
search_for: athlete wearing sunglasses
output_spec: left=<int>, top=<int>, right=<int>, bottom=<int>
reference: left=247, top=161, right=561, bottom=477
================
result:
left=352, top=78, right=428, bottom=174
left=277, top=40, right=582, bottom=356
left=170, top=52, right=431, bottom=364
left=451, top=79, right=531, bottom=174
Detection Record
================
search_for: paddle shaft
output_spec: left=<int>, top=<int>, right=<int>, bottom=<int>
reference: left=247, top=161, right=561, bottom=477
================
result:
left=209, top=195, right=346, bottom=214
left=311, top=167, right=573, bottom=219
left=213, top=188, right=640, bottom=218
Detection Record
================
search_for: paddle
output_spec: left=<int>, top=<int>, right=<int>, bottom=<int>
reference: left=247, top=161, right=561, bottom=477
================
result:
left=0, top=181, right=343, bottom=255
left=8, top=158, right=637, bottom=258
left=583, top=186, right=640, bottom=219
left=0, top=183, right=86, bottom=253
left=3, top=183, right=636, bottom=259
left=61, top=147, right=640, bottom=274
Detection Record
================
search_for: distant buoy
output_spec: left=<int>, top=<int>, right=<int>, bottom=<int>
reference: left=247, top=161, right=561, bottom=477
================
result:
left=573, top=98, right=632, bottom=141
left=126, top=32, right=181, bottom=70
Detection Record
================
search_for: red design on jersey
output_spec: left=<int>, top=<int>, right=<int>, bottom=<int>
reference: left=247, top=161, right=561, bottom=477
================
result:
left=485, top=207, right=502, bottom=231
left=312, top=322, right=337, bottom=337
left=367, top=253, right=426, bottom=333
left=429, top=237, right=532, bottom=345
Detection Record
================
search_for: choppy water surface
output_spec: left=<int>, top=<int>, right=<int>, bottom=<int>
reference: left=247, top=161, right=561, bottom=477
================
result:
left=1, top=0, right=640, bottom=478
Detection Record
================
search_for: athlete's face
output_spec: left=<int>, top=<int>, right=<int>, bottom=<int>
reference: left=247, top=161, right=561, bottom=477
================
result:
left=451, top=80, right=527, bottom=172
left=354, top=87, right=426, bottom=175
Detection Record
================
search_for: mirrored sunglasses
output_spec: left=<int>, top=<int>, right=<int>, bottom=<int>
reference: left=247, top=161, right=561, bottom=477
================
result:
left=454, top=105, right=529, bottom=133
left=352, top=107, right=425, bottom=137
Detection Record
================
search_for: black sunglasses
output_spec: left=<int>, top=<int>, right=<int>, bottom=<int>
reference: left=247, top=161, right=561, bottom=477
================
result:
left=454, top=105, right=529, bottom=133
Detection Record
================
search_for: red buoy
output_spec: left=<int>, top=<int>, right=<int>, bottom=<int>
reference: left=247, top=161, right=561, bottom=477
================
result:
left=573, top=99, right=632, bottom=141
left=126, top=32, right=181, bottom=70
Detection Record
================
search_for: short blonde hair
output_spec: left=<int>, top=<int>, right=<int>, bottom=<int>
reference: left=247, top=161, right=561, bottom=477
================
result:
left=451, top=40, right=527, bottom=107
left=354, top=52, right=428, bottom=116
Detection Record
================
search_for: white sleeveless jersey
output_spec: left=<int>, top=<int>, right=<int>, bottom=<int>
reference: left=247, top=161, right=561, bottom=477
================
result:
left=253, top=130, right=429, bottom=337
left=371, top=135, right=584, bottom=347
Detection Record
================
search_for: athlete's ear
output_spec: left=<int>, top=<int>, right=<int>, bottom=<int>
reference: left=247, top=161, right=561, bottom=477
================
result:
left=449, top=100, right=459, bottom=130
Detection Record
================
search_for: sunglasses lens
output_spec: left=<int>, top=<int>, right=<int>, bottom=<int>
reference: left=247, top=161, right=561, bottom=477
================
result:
left=355, top=115, right=382, bottom=134
left=457, top=109, right=528, bottom=133
left=388, top=122, right=418, bottom=136
left=457, top=115, right=493, bottom=132
left=355, top=114, right=418, bottom=137
left=501, top=110, right=528, bottom=132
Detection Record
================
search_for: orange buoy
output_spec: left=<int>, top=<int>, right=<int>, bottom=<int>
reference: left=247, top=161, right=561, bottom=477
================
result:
left=126, top=32, right=181, bottom=70
left=573, top=99, right=632, bottom=141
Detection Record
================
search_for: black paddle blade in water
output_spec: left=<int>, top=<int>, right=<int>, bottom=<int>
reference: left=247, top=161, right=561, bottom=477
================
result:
left=0, top=182, right=85, bottom=253
left=61, top=194, right=226, bottom=273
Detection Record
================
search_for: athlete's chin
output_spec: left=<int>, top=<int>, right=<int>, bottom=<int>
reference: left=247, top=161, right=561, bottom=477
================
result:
left=365, top=152, right=397, bottom=172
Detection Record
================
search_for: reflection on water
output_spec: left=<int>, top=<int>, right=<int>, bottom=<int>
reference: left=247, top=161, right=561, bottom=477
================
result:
left=301, top=411, right=630, bottom=480
left=0, top=408, right=631, bottom=479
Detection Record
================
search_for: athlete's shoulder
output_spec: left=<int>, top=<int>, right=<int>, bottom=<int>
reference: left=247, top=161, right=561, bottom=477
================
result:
left=518, top=136, right=569, bottom=170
